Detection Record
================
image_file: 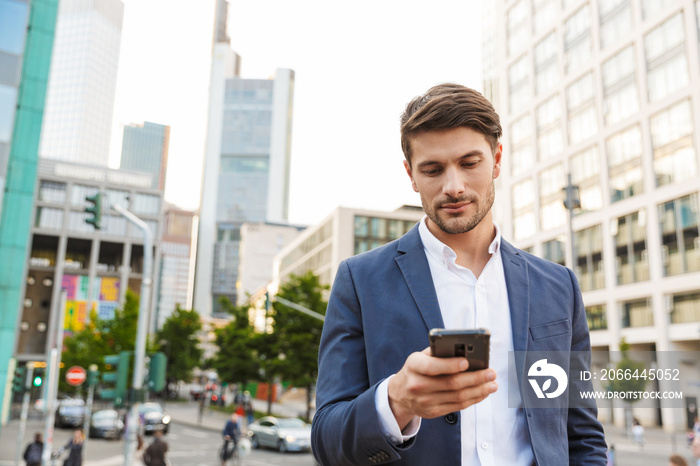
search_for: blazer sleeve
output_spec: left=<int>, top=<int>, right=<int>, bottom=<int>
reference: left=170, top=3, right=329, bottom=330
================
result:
left=311, top=261, right=409, bottom=465
left=565, top=267, right=608, bottom=465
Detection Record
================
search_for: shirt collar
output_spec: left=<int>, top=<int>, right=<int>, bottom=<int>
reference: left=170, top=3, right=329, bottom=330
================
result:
left=418, top=215, right=502, bottom=265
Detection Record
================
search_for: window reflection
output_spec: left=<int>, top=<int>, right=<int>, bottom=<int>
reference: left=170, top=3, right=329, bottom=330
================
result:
left=670, top=291, right=700, bottom=324
left=513, top=178, right=536, bottom=240
left=539, top=164, right=565, bottom=230
left=570, top=146, right=603, bottom=212
left=542, top=236, right=566, bottom=266
left=598, top=0, right=632, bottom=50
left=586, top=304, right=607, bottom=330
left=509, top=55, right=530, bottom=114
left=649, top=99, right=696, bottom=186
left=607, top=125, right=644, bottom=203
left=644, top=13, right=688, bottom=102
left=564, top=4, right=592, bottom=74
left=534, top=32, right=557, bottom=96
left=574, top=224, right=604, bottom=291
left=602, top=46, right=638, bottom=124
left=621, top=298, right=653, bottom=328
left=510, top=114, right=534, bottom=175
left=34, top=207, right=63, bottom=230
left=536, top=95, right=562, bottom=162
left=507, top=0, right=529, bottom=56
left=566, top=73, right=597, bottom=144
left=38, top=181, right=66, bottom=203
left=658, top=194, right=700, bottom=276
left=613, top=211, right=649, bottom=285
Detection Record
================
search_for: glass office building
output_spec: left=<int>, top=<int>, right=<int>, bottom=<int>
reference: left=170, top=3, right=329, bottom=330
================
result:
left=486, top=0, right=700, bottom=430
left=120, top=121, right=171, bottom=190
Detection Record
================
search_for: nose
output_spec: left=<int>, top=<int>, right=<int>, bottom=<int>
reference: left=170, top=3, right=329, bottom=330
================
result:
left=442, top=166, right=464, bottom=198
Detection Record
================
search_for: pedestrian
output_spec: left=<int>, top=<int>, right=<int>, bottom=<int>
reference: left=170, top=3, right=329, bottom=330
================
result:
left=669, top=454, right=689, bottom=466
left=58, top=429, right=84, bottom=466
left=692, top=434, right=700, bottom=466
left=311, top=83, right=607, bottom=465
left=244, top=398, right=254, bottom=427
left=143, top=430, right=168, bottom=466
left=23, top=432, right=43, bottom=466
left=632, top=418, right=645, bottom=447
left=133, top=434, right=146, bottom=466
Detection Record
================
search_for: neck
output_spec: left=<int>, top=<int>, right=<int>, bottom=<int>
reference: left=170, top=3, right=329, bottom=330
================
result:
left=426, top=214, right=496, bottom=273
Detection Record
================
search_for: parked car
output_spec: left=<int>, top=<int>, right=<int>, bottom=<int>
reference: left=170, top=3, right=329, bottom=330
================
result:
left=138, top=402, right=170, bottom=434
left=247, top=416, right=311, bottom=453
left=89, top=409, right=124, bottom=439
left=54, top=399, right=87, bottom=428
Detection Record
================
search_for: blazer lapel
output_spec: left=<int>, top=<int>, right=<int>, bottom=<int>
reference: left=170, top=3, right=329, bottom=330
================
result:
left=395, top=226, right=445, bottom=332
left=501, top=240, right=531, bottom=383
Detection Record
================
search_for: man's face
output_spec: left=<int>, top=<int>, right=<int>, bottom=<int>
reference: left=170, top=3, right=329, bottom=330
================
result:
left=404, top=127, right=502, bottom=236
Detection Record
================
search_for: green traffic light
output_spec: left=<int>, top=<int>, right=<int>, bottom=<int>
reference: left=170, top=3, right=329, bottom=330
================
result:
left=84, top=192, right=103, bottom=229
left=33, top=376, right=42, bottom=387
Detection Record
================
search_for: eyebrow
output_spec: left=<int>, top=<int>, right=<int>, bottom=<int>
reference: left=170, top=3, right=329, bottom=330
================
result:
left=416, top=150, right=484, bottom=169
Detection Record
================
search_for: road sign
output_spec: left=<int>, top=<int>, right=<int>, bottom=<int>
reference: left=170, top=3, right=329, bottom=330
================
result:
left=66, top=366, right=87, bottom=386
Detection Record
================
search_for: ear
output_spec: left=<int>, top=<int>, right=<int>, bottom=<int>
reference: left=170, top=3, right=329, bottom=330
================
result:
left=492, top=143, right=502, bottom=180
left=403, top=160, right=418, bottom=192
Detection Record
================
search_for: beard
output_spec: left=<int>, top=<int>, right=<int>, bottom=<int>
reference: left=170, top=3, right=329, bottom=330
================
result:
left=422, top=181, right=495, bottom=235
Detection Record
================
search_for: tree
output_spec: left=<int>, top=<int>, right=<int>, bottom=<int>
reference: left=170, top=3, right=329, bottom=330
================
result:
left=272, top=272, right=328, bottom=421
left=210, top=297, right=259, bottom=391
left=607, top=338, right=647, bottom=434
left=155, top=305, right=203, bottom=397
left=61, top=290, right=140, bottom=394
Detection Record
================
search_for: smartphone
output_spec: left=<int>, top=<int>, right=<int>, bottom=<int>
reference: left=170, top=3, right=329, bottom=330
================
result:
left=429, top=328, right=490, bottom=371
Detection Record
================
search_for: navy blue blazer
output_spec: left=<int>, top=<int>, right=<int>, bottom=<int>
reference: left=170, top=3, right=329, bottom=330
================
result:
left=311, top=225, right=607, bottom=465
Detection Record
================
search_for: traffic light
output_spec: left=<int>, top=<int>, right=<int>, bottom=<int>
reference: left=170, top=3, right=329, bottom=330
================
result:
left=84, top=192, right=102, bottom=229
left=87, top=367, right=100, bottom=387
left=101, top=351, right=131, bottom=407
left=12, top=367, right=27, bottom=393
left=148, top=352, right=167, bottom=392
left=32, top=368, right=43, bottom=387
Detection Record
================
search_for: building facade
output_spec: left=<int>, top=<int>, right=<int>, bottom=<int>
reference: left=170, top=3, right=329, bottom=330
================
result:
left=487, top=0, right=700, bottom=430
left=17, top=159, right=164, bottom=361
left=39, top=0, right=124, bottom=166
left=120, top=121, right=171, bottom=191
left=156, top=205, right=197, bottom=329
left=275, top=206, right=424, bottom=290
left=0, top=0, right=59, bottom=427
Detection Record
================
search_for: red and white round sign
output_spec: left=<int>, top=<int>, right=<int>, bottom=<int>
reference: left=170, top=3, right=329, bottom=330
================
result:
left=66, top=366, right=87, bottom=386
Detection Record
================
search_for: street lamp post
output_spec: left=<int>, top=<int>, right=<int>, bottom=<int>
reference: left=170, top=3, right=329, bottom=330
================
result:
left=563, top=172, right=581, bottom=271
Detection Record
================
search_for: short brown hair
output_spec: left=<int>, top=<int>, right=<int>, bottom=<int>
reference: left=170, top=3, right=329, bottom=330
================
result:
left=400, top=83, right=502, bottom=164
left=669, top=454, right=688, bottom=466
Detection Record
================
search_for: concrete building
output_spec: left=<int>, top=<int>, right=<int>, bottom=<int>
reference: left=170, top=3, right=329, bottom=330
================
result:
left=193, top=0, right=295, bottom=316
left=39, top=0, right=124, bottom=166
left=236, top=222, right=305, bottom=306
left=486, top=0, right=700, bottom=430
left=156, top=205, right=197, bottom=328
left=275, top=206, right=424, bottom=290
left=120, top=121, right=171, bottom=191
left=0, top=0, right=59, bottom=428
left=16, top=159, right=164, bottom=361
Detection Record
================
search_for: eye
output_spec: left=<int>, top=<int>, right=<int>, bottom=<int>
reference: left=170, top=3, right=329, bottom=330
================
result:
left=422, top=168, right=441, bottom=176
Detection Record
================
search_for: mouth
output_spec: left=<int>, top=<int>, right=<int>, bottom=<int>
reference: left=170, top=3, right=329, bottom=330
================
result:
left=440, top=202, right=471, bottom=214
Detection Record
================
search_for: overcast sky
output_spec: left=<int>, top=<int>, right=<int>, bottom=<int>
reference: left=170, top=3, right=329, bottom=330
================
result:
left=110, top=0, right=484, bottom=225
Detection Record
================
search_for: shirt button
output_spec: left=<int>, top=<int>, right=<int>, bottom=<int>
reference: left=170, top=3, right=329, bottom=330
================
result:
left=444, top=412, right=458, bottom=424
left=481, top=442, right=488, bottom=449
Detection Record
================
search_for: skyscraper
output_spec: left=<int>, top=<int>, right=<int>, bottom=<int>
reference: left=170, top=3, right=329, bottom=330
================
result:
left=193, top=0, right=294, bottom=316
left=0, top=0, right=59, bottom=433
left=39, top=0, right=124, bottom=166
left=487, top=0, right=700, bottom=430
left=120, top=121, right=171, bottom=190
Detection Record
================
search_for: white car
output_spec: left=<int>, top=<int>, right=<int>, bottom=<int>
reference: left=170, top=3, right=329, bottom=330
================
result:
left=247, top=416, right=311, bottom=453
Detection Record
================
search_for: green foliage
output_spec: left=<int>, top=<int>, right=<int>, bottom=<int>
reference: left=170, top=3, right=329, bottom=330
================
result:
left=210, top=298, right=259, bottom=387
left=60, top=290, right=140, bottom=394
left=155, top=306, right=203, bottom=392
left=607, top=338, right=647, bottom=404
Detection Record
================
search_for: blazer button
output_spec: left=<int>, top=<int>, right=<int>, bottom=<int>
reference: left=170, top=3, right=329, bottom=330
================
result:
left=444, top=412, right=458, bottom=424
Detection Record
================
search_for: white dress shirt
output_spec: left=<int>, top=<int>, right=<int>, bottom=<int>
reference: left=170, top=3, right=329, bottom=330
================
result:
left=375, top=218, right=534, bottom=465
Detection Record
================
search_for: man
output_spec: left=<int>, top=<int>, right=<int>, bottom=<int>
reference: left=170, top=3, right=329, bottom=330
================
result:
left=221, top=413, right=241, bottom=465
left=23, top=432, right=43, bottom=466
left=311, top=83, right=607, bottom=465
left=143, top=430, right=168, bottom=466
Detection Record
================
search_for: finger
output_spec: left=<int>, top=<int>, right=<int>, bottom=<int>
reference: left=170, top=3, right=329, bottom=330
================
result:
left=413, top=348, right=470, bottom=375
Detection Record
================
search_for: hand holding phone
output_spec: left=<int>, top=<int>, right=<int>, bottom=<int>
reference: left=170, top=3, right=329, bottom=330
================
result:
left=429, top=328, right=490, bottom=371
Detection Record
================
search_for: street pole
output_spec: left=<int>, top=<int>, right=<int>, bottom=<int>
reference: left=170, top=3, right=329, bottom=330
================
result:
left=15, top=363, right=35, bottom=466
left=112, top=204, right=152, bottom=466
left=81, top=364, right=98, bottom=457
left=42, top=290, right=67, bottom=466
left=563, top=173, right=581, bottom=271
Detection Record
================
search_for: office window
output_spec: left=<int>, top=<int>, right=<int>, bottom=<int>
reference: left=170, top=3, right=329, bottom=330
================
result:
left=105, top=189, right=129, bottom=211
left=543, top=236, right=566, bottom=266
left=586, top=304, right=607, bottom=330
left=509, top=54, right=530, bottom=114
left=533, top=0, right=557, bottom=35
left=570, top=146, right=603, bottom=212
left=645, top=13, right=689, bottom=103
left=574, top=224, right=604, bottom=291
left=0, top=84, right=17, bottom=142
left=70, top=185, right=98, bottom=206
left=536, top=95, right=562, bottom=162
left=613, top=211, right=649, bottom=285
left=38, top=181, right=66, bottom=203
left=510, top=114, right=535, bottom=175
left=649, top=99, right=696, bottom=186
left=621, top=298, right=653, bottom=328
left=566, top=72, right=597, bottom=144
left=132, top=193, right=160, bottom=216
left=513, top=178, right=536, bottom=240
left=641, top=0, right=674, bottom=19
left=598, top=0, right=632, bottom=50
left=539, top=163, right=565, bottom=230
left=601, top=45, right=638, bottom=124
left=0, top=0, right=29, bottom=55
left=507, top=0, right=529, bottom=56
left=670, top=291, right=700, bottom=324
left=534, top=32, right=558, bottom=96
left=564, top=4, right=592, bottom=74
left=34, top=207, right=63, bottom=230
left=659, top=194, right=700, bottom=276
left=607, top=125, right=643, bottom=203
